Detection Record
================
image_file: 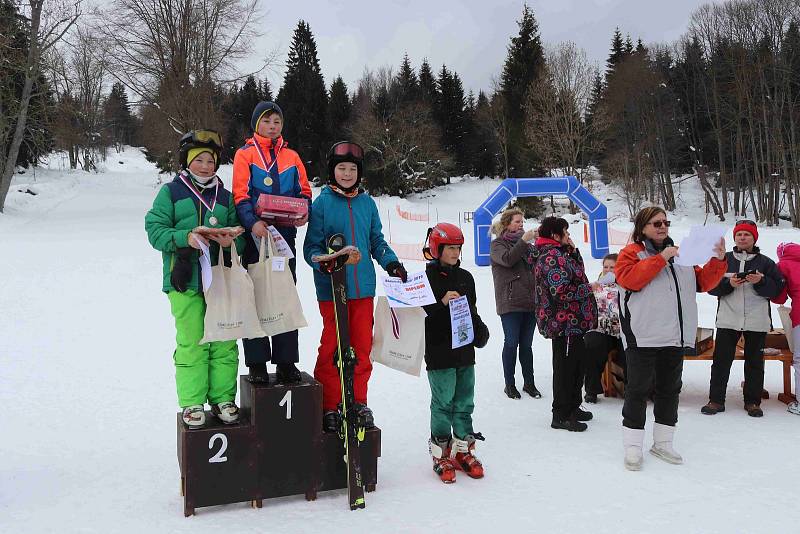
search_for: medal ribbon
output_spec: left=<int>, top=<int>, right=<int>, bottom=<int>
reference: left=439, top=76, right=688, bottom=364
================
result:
left=180, top=171, right=218, bottom=219
left=253, top=137, right=282, bottom=177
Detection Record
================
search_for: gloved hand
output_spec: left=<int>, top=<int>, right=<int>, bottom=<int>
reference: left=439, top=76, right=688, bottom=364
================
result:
left=319, top=255, right=347, bottom=275
left=170, top=247, right=194, bottom=292
left=473, top=321, right=490, bottom=349
left=386, top=261, right=408, bottom=283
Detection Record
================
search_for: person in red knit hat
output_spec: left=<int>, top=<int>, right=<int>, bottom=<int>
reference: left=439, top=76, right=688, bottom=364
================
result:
left=702, top=219, right=785, bottom=418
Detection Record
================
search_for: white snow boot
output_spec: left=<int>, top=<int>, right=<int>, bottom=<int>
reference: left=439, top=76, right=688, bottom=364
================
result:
left=649, top=422, right=683, bottom=464
left=182, top=405, right=205, bottom=428
left=787, top=401, right=800, bottom=416
left=623, top=427, right=644, bottom=471
left=212, top=401, right=240, bottom=424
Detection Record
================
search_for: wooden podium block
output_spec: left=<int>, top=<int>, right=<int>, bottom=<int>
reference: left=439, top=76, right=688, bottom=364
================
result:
left=177, top=413, right=258, bottom=516
left=239, top=372, right=323, bottom=501
left=318, top=427, right=381, bottom=493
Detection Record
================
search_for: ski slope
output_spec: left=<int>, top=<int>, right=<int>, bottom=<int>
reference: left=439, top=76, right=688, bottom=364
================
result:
left=1, top=149, right=797, bottom=533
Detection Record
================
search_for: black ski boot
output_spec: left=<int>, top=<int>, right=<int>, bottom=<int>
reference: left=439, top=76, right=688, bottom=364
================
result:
left=276, top=363, right=302, bottom=384
left=353, top=403, right=375, bottom=428
left=323, top=410, right=341, bottom=433
left=248, top=364, right=269, bottom=384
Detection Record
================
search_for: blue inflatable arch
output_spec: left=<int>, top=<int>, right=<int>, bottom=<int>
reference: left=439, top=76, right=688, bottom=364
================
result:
left=473, top=177, right=609, bottom=266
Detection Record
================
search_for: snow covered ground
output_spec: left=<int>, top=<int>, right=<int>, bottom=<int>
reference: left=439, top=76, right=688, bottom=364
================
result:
left=1, top=149, right=798, bottom=533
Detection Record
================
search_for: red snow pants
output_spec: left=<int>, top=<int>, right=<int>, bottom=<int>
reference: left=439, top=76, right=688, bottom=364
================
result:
left=314, top=297, right=374, bottom=411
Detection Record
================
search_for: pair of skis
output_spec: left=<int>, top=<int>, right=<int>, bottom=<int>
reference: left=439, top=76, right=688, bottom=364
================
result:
left=317, top=234, right=366, bottom=510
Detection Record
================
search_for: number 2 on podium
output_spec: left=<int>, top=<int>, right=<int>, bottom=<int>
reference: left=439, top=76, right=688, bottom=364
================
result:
left=208, top=433, right=228, bottom=463
left=279, top=390, right=292, bottom=420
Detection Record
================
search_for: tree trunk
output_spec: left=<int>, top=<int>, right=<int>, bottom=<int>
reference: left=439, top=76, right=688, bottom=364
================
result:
left=0, top=2, right=43, bottom=212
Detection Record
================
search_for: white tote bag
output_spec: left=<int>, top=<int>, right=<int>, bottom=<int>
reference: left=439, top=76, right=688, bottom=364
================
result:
left=249, top=234, right=307, bottom=337
left=778, top=305, right=795, bottom=353
left=371, top=296, right=426, bottom=377
left=200, top=241, right=266, bottom=343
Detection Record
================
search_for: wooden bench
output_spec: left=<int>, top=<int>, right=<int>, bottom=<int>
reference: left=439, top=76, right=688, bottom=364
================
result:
left=602, top=342, right=796, bottom=404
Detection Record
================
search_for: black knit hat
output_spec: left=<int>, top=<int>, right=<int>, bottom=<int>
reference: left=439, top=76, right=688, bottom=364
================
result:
left=251, top=101, right=283, bottom=131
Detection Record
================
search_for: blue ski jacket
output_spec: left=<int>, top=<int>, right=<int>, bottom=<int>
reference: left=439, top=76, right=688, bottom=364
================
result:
left=303, top=186, right=398, bottom=301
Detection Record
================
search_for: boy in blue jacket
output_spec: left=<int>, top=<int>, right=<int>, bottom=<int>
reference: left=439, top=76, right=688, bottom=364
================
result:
left=303, top=141, right=407, bottom=432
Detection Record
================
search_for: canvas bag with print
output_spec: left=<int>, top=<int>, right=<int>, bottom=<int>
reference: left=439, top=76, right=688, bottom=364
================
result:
left=200, top=241, right=265, bottom=343
left=249, top=234, right=307, bottom=337
left=371, top=296, right=426, bottom=377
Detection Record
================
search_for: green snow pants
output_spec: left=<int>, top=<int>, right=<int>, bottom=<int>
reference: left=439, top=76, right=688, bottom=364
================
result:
left=168, top=290, right=239, bottom=408
left=427, top=365, right=475, bottom=439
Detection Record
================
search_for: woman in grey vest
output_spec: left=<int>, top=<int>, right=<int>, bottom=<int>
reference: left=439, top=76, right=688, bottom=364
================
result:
left=615, top=207, right=726, bottom=471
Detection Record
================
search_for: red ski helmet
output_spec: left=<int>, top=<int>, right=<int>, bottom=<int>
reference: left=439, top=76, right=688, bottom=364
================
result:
left=423, top=222, right=464, bottom=260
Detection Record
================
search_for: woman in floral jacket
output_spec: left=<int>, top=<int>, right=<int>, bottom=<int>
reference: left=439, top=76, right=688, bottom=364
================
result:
left=583, top=253, right=625, bottom=403
left=534, top=216, right=598, bottom=432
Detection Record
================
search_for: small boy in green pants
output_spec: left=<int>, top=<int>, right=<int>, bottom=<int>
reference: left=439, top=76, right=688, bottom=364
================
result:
left=422, top=223, right=490, bottom=483
left=145, top=130, right=245, bottom=428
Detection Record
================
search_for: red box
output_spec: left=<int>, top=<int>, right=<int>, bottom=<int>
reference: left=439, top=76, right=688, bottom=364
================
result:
left=256, top=194, right=308, bottom=222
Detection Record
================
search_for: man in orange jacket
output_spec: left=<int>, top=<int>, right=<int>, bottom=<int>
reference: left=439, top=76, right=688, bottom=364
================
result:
left=232, top=101, right=311, bottom=384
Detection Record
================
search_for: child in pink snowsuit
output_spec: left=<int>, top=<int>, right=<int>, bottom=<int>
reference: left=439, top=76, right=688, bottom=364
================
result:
left=773, top=242, right=800, bottom=415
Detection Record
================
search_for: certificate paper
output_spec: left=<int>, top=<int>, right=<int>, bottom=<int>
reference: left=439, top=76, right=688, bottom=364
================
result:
left=675, top=225, right=726, bottom=266
left=449, top=295, right=474, bottom=349
left=380, top=271, right=436, bottom=308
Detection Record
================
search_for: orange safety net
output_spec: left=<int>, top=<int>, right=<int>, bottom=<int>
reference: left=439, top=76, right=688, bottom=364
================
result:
left=584, top=222, right=632, bottom=247
left=395, top=204, right=430, bottom=222
left=389, top=242, right=426, bottom=261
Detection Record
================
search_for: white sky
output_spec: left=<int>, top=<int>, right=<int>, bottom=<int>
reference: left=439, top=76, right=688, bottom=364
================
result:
left=245, top=0, right=725, bottom=96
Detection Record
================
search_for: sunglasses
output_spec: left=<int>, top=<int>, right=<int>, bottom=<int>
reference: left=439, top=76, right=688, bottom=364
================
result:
left=647, top=220, right=671, bottom=228
left=330, top=141, right=364, bottom=160
left=736, top=219, right=756, bottom=226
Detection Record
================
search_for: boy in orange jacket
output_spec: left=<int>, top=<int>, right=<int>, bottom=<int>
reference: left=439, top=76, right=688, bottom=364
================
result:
left=232, top=101, right=311, bottom=384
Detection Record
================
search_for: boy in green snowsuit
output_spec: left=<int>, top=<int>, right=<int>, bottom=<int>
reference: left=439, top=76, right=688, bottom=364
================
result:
left=145, top=130, right=245, bottom=428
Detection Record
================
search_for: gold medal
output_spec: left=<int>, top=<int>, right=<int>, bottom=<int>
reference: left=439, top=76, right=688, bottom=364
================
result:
left=209, top=216, right=218, bottom=226
left=264, top=177, right=273, bottom=186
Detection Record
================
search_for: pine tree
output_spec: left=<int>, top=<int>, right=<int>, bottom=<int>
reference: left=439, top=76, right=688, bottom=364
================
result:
left=396, top=54, right=419, bottom=104
left=277, top=20, right=329, bottom=178
left=434, top=65, right=469, bottom=176
left=468, top=91, right=499, bottom=177
left=606, top=28, right=627, bottom=77
left=418, top=59, right=438, bottom=104
left=624, top=35, right=634, bottom=56
left=259, top=78, right=273, bottom=101
left=328, top=75, right=351, bottom=143
left=498, top=3, right=545, bottom=175
left=103, top=82, right=137, bottom=149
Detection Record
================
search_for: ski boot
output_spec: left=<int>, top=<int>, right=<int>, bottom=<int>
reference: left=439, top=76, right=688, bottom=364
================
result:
left=451, top=433, right=485, bottom=479
left=276, top=363, right=302, bottom=384
left=429, top=436, right=456, bottom=484
left=322, top=410, right=341, bottom=433
left=353, top=403, right=375, bottom=429
left=182, top=405, right=205, bottom=428
left=247, top=364, right=269, bottom=384
left=211, top=401, right=240, bottom=424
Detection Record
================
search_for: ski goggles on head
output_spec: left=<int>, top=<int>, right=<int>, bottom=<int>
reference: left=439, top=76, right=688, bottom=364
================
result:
left=736, top=219, right=756, bottom=226
left=183, top=129, right=222, bottom=149
left=330, top=141, right=364, bottom=160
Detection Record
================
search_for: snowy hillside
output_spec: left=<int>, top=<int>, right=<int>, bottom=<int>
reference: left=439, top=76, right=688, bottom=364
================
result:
left=1, top=149, right=797, bottom=533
